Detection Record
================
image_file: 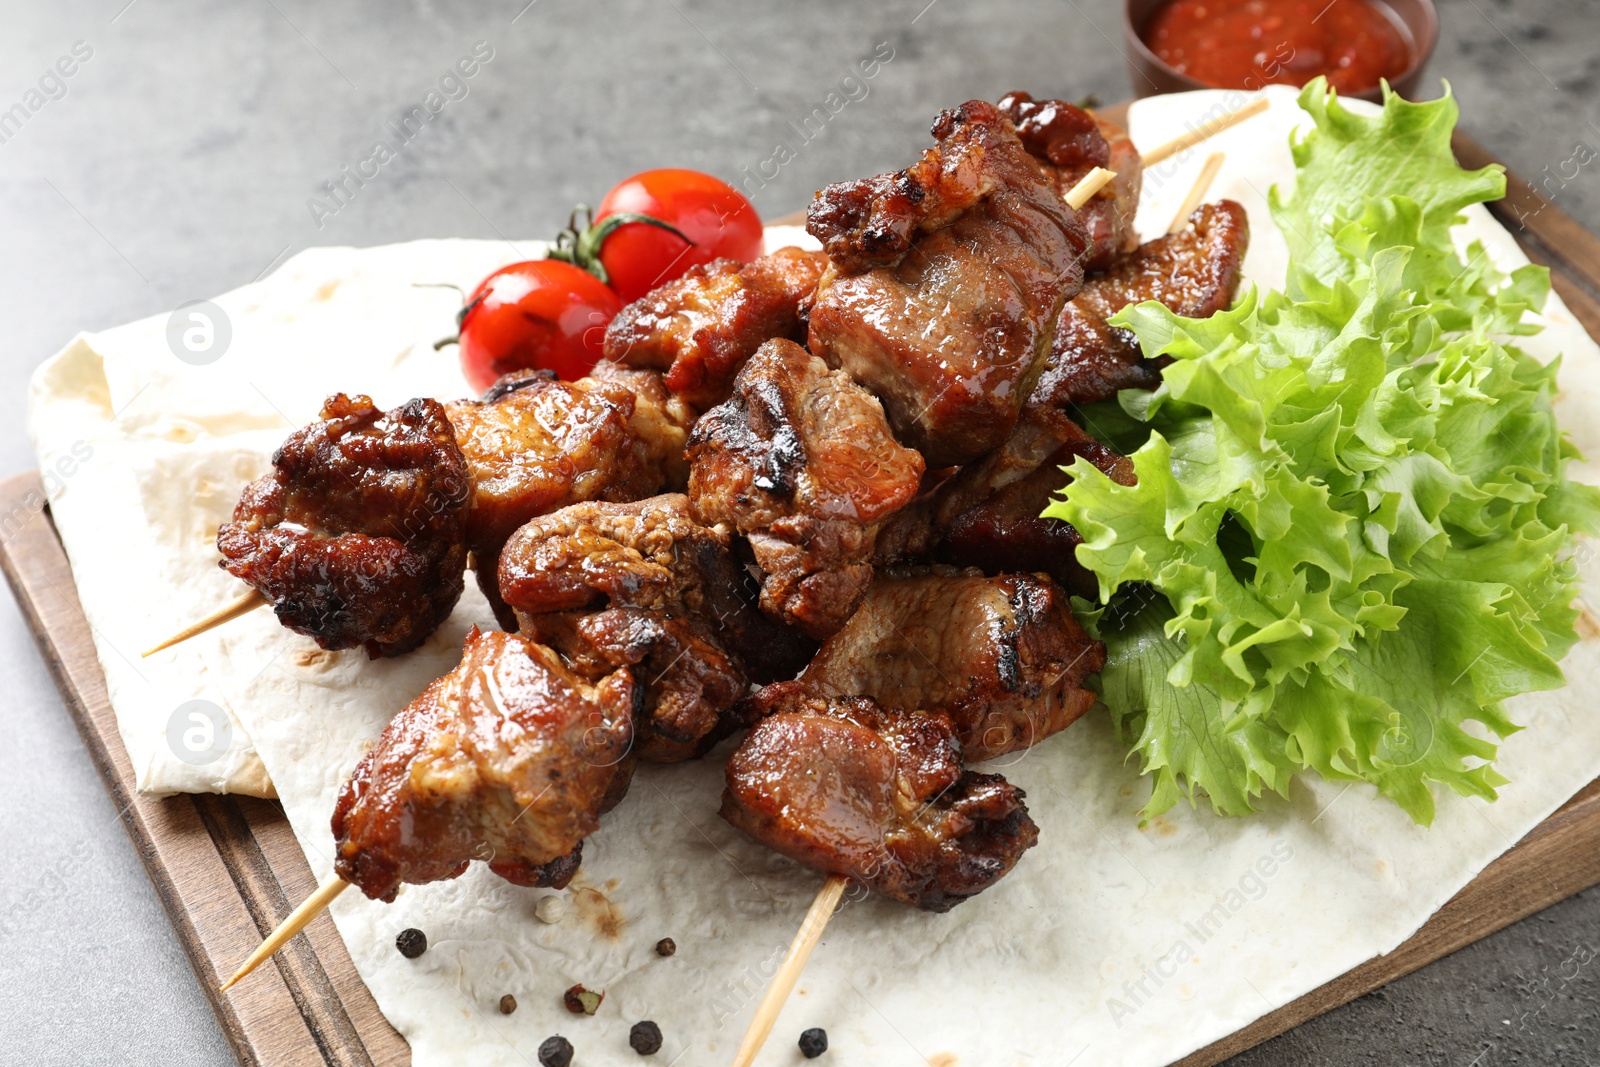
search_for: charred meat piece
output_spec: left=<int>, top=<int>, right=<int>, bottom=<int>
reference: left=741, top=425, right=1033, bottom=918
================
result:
left=1033, top=199, right=1249, bottom=411
left=603, top=247, right=828, bottom=410
left=218, top=394, right=470, bottom=659
left=806, top=100, right=1091, bottom=467
left=874, top=409, right=1136, bottom=598
left=800, top=570, right=1105, bottom=761
left=998, top=91, right=1143, bottom=273
left=498, top=495, right=814, bottom=761
left=686, top=338, right=925, bottom=640
left=332, top=627, right=634, bottom=900
left=935, top=422, right=1135, bottom=599
left=445, top=363, right=693, bottom=629
left=721, top=682, right=1038, bottom=911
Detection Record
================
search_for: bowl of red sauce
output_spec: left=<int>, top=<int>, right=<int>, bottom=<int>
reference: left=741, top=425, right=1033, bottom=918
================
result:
left=1123, top=0, right=1437, bottom=101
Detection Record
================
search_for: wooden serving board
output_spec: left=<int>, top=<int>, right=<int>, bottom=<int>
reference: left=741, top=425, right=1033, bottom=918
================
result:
left=7, top=126, right=1600, bottom=1067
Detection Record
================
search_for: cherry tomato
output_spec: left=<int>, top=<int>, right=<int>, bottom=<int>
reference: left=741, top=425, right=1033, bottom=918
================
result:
left=453, top=260, right=623, bottom=393
left=592, top=169, right=763, bottom=303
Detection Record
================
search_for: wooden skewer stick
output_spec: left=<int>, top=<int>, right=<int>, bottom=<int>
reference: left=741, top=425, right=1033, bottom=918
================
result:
left=142, top=588, right=268, bottom=658
left=220, top=876, right=350, bottom=993
left=163, top=144, right=1208, bottom=669
left=1140, top=96, right=1269, bottom=168
left=1167, top=151, right=1227, bottom=234
left=1063, top=167, right=1118, bottom=211
left=730, top=873, right=849, bottom=1067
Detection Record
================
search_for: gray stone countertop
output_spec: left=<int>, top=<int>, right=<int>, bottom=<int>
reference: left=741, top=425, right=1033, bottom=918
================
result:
left=1, top=1, right=1596, bottom=1064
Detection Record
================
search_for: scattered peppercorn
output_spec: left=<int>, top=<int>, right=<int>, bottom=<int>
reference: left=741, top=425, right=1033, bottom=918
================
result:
left=395, top=928, right=427, bottom=959
left=537, top=1035, right=574, bottom=1067
left=498, top=994, right=517, bottom=1015
left=654, top=937, right=676, bottom=957
left=562, top=983, right=604, bottom=1015
left=798, top=1027, right=828, bottom=1058
left=629, top=1020, right=663, bottom=1055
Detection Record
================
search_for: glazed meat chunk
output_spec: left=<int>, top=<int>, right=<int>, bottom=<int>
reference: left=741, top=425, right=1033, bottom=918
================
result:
left=874, top=409, right=1137, bottom=598
left=686, top=338, right=925, bottom=639
left=498, top=495, right=813, bottom=761
left=933, top=421, right=1136, bottom=598
left=721, top=683, right=1039, bottom=911
left=218, top=394, right=469, bottom=659
left=806, top=99, right=1091, bottom=467
left=445, top=362, right=693, bottom=628
left=800, top=570, right=1105, bottom=760
left=1032, top=199, right=1249, bottom=411
left=603, top=246, right=828, bottom=409
left=331, top=627, right=634, bottom=900
left=998, top=91, right=1143, bottom=272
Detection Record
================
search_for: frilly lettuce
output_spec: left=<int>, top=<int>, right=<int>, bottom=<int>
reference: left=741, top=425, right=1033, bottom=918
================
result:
left=1047, top=80, right=1600, bottom=824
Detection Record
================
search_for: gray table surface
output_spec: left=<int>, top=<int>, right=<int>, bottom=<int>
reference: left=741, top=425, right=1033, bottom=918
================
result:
left=2, top=1, right=1598, bottom=1064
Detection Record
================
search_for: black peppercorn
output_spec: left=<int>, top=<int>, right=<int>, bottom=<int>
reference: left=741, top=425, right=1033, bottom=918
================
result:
left=537, top=1035, right=574, bottom=1067
left=655, top=937, right=676, bottom=957
left=498, top=994, right=517, bottom=1015
left=395, top=928, right=427, bottom=959
left=629, top=1019, right=663, bottom=1055
left=798, top=1027, right=828, bottom=1058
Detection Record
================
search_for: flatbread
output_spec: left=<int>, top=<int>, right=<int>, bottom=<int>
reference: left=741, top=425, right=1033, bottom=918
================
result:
left=27, top=88, right=1600, bottom=1065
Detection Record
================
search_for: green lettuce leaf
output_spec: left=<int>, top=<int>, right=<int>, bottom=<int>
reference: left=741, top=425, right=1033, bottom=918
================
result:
left=1049, top=80, right=1600, bottom=823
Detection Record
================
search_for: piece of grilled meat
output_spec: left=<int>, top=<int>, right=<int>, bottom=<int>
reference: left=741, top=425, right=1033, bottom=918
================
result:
left=1033, top=199, right=1249, bottom=411
left=603, top=246, right=829, bottom=410
left=446, top=362, right=693, bottom=630
left=799, top=570, right=1105, bottom=761
left=686, top=338, right=925, bottom=640
left=332, top=627, right=635, bottom=900
left=998, top=91, right=1143, bottom=273
left=218, top=394, right=470, bottom=659
left=498, top=494, right=814, bottom=761
left=721, top=682, right=1039, bottom=911
left=806, top=99, right=1091, bottom=467
left=875, top=203, right=1247, bottom=592
left=874, top=409, right=1136, bottom=598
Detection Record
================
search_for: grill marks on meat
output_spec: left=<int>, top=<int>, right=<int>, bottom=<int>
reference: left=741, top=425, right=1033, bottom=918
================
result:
left=445, top=364, right=693, bottom=629
left=686, top=339, right=925, bottom=640
left=218, top=394, right=470, bottom=659
left=721, top=682, right=1038, bottom=911
left=1034, top=199, right=1250, bottom=412
left=998, top=92, right=1143, bottom=273
left=799, top=571, right=1105, bottom=761
left=807, top=99, right=1091, bottom=467
left=498, top=495, right=813, bottom=761
left=603, top=247, right=828, bottom=410
left=331, top=627, right=634, bottom=900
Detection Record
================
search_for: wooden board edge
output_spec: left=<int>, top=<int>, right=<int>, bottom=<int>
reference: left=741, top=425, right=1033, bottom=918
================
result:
left=1454, top=130, right=1600, bottom=302
left=0, top=472, right=408, bottom=1067
left=1175, top=782, right=1600, bottom=1066
left=11, top=114, right=1600, bottom=1063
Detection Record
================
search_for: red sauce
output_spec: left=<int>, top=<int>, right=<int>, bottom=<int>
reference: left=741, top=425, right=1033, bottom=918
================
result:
left=1142, top=0, right=1413, bottom=95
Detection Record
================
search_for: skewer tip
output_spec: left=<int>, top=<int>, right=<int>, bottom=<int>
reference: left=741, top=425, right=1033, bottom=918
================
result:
left=1064, top=167, right=1118, bottom=211
left=1166, top=151, right=1228, bottom=235
left=729, top=873, right=850, bottom=1067
left=143, top=588, right=268, bottom=658
left=219, top=877, right=350, bottom=994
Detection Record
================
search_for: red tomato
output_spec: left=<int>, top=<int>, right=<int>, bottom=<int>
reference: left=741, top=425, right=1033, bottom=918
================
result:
left=593, top=169, right=763, bottom=303
left=454, top=260, right=622, bottom=393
